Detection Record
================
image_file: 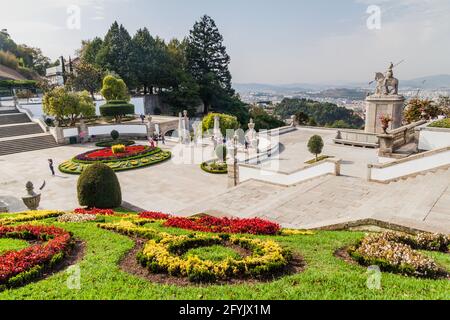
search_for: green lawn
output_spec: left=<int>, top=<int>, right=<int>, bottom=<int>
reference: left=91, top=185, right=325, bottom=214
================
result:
left=0, top=238, right=29, bottom=255
left=0, top=215, right=449, bottom=300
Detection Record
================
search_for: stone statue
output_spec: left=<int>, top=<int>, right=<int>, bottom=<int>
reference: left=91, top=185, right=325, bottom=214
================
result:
left=374, top=62, right=399, bottom=95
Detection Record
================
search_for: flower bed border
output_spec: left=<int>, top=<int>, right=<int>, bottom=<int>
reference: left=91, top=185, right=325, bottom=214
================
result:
left=346, top=232, right=449, bottom=279
left=59, top=149, right=172, bottom=175
left=137, top=233, right=292, bottom=283
left=0, top=225, right=74, bottom=290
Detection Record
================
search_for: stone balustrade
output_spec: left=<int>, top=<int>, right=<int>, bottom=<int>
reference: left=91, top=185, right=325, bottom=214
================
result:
left=377, top=120, right=427, bottom=157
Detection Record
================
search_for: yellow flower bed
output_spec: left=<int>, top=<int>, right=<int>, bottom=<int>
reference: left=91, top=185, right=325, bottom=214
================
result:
left=281, top=229, right=315, bottom=236
left=98, top=220, right=161, bottom=239
left=111, top=144, right=126, bottom=154
left=0, top=210, right=65, bottom=225
left=138, top=233, right=291, bottom=283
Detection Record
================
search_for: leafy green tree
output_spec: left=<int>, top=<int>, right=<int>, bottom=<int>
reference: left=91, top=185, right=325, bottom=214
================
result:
left=308, top=135, right=324, bottom=162
left=96, top=22, right=134, bottom=86
left=100, top=75, right=130, bottom=101
left=295, top=111, right=309, bottom=125
left=202, top=113, right=239, bottom=136
left=67, top=61, right=104, bottom=99
left=187, top=15, right=233, bottom=114
left=404, top=98, right=440, bottom=123
left=43, top=87, right=95, bottom=126
left=250, top=106, right=285, bottom=131
left=79, top=37, right=103, bottom=65
left=274, top=98, right=364, bottom=129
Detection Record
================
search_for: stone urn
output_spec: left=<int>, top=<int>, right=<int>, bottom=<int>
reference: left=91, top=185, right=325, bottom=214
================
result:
left=22, top=182, right=41, bottom=211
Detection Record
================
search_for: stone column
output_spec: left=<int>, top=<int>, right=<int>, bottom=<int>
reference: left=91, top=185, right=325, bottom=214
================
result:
left=53, top=126, right=66, bottom=145
left=365, top=95, right=405, bottom=134
left=227, top=135, right=239, bottom=188
left=146, top=116, right=154, bottom=137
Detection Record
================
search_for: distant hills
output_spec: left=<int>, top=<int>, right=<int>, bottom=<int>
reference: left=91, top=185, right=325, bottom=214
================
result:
left=234, top=75, right=450, bottom=93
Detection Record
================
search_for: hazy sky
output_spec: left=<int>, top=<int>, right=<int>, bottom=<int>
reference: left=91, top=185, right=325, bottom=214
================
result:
left=2, top=0, right=450, bottom=84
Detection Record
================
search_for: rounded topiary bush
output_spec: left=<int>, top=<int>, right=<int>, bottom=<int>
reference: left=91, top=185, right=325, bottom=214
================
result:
left=77, top=163, right=122, bottom=209
left=110, top=130, right=120, bottom=140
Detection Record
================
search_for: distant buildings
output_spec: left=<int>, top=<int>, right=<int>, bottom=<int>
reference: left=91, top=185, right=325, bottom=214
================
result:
left=45, top=56, right=80, bottom=86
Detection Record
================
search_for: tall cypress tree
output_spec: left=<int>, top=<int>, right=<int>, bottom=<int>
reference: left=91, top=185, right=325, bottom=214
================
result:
left=96, top=22, right=134, bottom=87
left=187, top=15, right=233, bottom=114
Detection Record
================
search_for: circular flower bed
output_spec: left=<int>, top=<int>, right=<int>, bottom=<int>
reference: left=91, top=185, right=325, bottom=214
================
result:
left=347, top=232, right=449, bottom=279
left=201, top=161, right=228, bottom=174
left=59, top=146, right=171, bottom=174
left=0, top=225, right=73, bottom=290
left=137, top=233, right=291, bottom=283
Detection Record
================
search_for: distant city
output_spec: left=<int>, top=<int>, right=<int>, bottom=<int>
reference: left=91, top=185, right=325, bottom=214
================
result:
left=235, top=74, right=450, bottom=118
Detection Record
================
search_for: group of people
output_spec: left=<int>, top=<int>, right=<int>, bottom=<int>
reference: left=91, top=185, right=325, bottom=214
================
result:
left=148, top=133, right=165, bottom=148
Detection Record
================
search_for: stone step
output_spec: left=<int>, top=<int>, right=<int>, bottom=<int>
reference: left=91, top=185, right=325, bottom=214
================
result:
left=0, top=113, right=30, bottom=125
left=0, top=109, right=19, bottom=115
left=0, top=123, right=43, bottom=139
left=0, top=135, right=59, bottom=156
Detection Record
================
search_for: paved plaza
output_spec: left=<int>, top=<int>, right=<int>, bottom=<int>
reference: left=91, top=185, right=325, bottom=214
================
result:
left=1, top=128, right=449, bottom=233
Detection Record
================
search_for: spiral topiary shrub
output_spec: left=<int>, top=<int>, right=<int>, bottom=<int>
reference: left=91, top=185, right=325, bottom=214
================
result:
left=77, top=163, right=122, bottom=209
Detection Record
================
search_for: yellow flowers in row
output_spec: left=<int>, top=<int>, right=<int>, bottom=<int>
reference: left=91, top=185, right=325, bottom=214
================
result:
left=139, top=232, right=291, bottom=283
left=98, top=220, right=161, bottom=239
left=281, top=229, right=315, bottom=236
left=0, top=210, right=65, bottom=225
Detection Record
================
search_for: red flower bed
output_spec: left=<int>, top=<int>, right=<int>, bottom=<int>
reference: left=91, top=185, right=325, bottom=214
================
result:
left=75, top=145, right=153, bottom=162
left=0, top=225, right=72, bottom=285
left=163, top=216, right=281, bottom=235
left=139, top=212, right=172, bottom=220
left=74, top=208, right=115, bottom=216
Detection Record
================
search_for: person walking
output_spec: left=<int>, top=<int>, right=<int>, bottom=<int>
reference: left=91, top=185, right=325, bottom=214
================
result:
left=140, top=114, right=145, bottom=124
left=48, top=159, right=55, bottom=176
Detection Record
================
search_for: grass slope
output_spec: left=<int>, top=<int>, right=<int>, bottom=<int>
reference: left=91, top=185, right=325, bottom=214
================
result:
left=0, top=216, right=448, bottom=300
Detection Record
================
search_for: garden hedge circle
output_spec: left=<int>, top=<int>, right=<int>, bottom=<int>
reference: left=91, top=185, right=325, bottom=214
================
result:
left=59, top=147, right=172, bottom=174
left=200, top=162, right=228, bottom=174
left=137, top=233, right=292, bottom=283
left=0, top=225, right=73, bottom=290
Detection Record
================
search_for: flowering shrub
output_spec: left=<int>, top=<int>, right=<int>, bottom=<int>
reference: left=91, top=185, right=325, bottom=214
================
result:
left=58, top=214, right=98, bottom=223
left=348, top=232, right=447, bottom=278
left=137, top=233, right=291, bottom=283
left=0, top=225, right=72, bottom=289
left=111, top=144, right=126, bottom=154
left=163, top=216, right=281, bottom=235
left=138, top=212, right=172, bottom=221
left=74, top=208, right=115, bottom=216
left=0, top=210, right=64, bottom=226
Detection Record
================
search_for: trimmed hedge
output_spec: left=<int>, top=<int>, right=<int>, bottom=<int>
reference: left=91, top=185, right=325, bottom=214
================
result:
left=77, top=163, right=122, bottom=209
left=99, top=100, right=135, bottom=118
left=429, top=118, right=450, bottom=129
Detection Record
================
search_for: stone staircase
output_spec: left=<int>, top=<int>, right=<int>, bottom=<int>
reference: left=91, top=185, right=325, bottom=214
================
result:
left=0, top=103, right=59, bottom=156
left=177, top=166, right=450, bottom=233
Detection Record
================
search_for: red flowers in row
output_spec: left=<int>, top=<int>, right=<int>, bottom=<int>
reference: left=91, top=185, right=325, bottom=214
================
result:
left=76, top=145, right=151, bottom=161
left=0, top=225, right=72, bottom=284
left=74, top=208, right=115, bottom=216
left=138, top=212, right=172, bottom=220
left=163, top=216, right=281, bottom=235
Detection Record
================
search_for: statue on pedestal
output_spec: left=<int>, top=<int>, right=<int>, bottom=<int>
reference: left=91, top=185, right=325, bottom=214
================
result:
left=374, top=62, right=399, bottom=95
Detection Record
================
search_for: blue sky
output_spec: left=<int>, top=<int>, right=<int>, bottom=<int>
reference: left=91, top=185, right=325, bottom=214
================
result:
left=2, top=0, right=450, bottom=84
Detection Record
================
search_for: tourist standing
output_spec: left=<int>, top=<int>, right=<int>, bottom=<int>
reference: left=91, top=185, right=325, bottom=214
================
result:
left=140, top=114, right=145, bottom=123
left=48, top=159, right=55, bottom=176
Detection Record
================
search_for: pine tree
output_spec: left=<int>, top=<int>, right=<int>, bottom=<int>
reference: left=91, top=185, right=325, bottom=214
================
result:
left=187, top=15, right=233, bottom=114
left=96, top=22, right=134, bottom=87
left=131, top=28, right=157, bottom=94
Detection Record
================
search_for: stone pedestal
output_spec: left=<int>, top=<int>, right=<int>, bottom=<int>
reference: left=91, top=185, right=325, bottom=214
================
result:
left=365, top=95, right=405, bottom=134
